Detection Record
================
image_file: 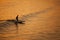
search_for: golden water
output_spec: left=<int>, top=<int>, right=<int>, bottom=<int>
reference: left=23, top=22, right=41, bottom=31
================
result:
left=0, top=0, right=60, bottom=40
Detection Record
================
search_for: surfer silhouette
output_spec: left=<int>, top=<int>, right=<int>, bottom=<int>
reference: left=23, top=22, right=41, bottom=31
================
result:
left=16, top=15, right=19, bottom=22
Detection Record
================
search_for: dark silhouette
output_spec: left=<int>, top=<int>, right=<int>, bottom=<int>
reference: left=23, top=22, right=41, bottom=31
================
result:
left=0, top=15, right=25, bottom=33
left=6, top=15, right=25, bottom=24
left=15, top=15, right=25, bottom=33
left=16, top=15, right=19, bottom=22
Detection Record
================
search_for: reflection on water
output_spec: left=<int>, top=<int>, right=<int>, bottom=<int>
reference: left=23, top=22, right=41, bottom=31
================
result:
left=0, top=14, right=60, bottom=40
